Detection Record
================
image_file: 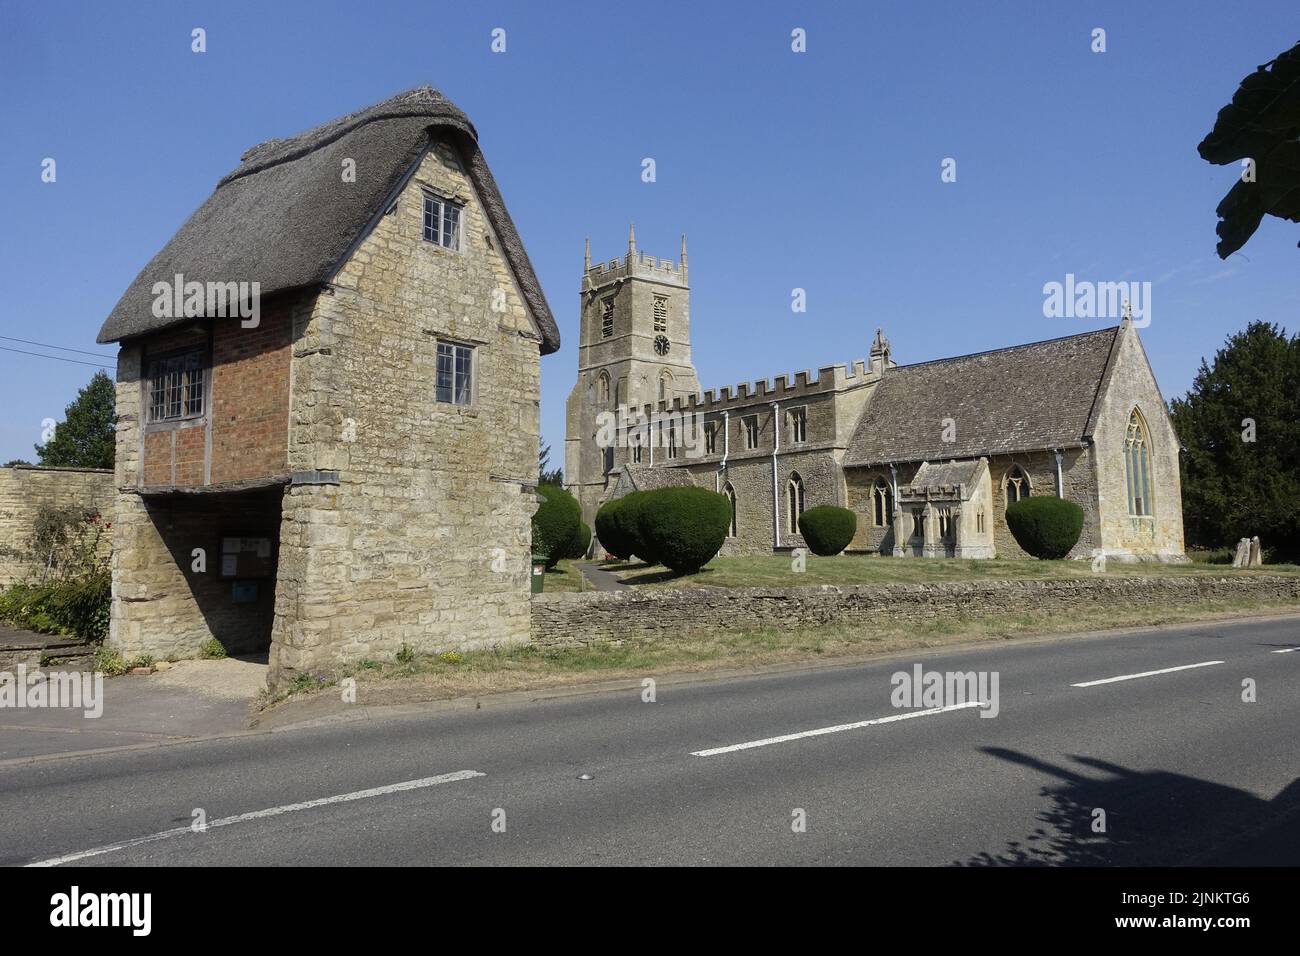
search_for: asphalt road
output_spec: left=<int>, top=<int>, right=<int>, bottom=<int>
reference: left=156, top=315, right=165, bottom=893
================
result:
left=2, top=614, right=1298, bottom=866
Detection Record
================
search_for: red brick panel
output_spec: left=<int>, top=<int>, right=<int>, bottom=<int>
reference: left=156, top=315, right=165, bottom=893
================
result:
left=211, top=307, right=291, bottom=484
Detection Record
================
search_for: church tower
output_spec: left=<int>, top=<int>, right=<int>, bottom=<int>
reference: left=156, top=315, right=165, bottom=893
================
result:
left=565, top=225, right=701, bottom=523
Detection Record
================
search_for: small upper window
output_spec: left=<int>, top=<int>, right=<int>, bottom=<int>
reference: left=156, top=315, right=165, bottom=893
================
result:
left=653, top=295, right=668, bottom=332
left=705, top=422, right=717, bottom=455
left=148, top=349, right=206, bottom=422
left=436, top=341, right=473, bottom=405
left=423, top=193, right=462, bottom=249
left=743, top=416, right=760, bottom=450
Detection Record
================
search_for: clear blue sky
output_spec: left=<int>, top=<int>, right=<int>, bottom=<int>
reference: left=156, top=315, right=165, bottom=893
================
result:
left=2, top=0, right=1296, bottom=466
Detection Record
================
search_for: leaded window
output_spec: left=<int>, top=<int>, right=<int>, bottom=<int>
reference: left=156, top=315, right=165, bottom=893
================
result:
left=148, top=349, right=206, bottom=422
left=1125, top=409, right=1153, bottom=516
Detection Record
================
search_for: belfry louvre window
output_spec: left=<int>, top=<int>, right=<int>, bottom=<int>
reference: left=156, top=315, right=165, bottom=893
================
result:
left=601, top=298, right=615, bottom=338
left=147, top=349, right=206, bottom=422
left=436, top=342, right=473, bottom=405
left=653, top=295, right=668, bottom=332
left=1125, top=409, right=1153, bottom=516
left=422, top=193, right=462, bottom=249
left=743, top=416, right=760, bottom=450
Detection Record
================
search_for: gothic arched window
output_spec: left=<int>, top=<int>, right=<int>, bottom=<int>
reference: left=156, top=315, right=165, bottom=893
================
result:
left=786, top=472, right=806, bottom=535
left=1004, top=465, right=1031, bottom=510
left=723, top=482, right=737, bottom=537
left=1125, top=409, right=1153, bottom=516
left=872, top=477, right=893, bottom=527
left=596, top=371, right=610, bottom=404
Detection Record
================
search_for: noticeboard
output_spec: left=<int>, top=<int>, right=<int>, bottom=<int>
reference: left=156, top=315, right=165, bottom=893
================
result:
left=219, top=536, right=274, bottom=579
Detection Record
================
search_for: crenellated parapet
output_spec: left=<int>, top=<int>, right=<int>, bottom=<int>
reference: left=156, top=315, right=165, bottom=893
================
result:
left=623, top=358, right=878, bottom=421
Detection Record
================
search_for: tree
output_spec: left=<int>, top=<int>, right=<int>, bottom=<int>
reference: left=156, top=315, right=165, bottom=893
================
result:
left=34, top=371, right=116, bottom=469
left=1197, top=42, right=1300, bottom=258
left=538, top=442, right=563, bottom=486
left=1169, top=323, right=1300, bottom=561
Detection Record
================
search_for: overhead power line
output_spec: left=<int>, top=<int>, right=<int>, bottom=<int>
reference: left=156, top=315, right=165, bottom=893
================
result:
left=0, top=344, right=113, bottom=369
left=0, top=334, right=116, bottom=359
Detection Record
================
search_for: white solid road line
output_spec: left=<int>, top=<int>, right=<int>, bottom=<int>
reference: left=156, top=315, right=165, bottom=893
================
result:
left=691, top=701, right=984, bottom=757
left=1070, top=660, right=1224, bottom=688
left=1272, top=647, right=1300, bottom=654
left=25, top=770, right=485, bottom=867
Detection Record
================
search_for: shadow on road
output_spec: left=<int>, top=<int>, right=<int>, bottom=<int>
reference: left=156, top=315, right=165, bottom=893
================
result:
left=957, top=748, right=1300, bottom=866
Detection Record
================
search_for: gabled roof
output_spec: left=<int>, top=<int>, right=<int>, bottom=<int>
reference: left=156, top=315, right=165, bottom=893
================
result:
left=845, top=327, right=1121, bottom=466
left=619, top=463, right=696, bottom=491
left=97, top=86, right=559, bottom=353
left=903, top=458, right=986, bottom=493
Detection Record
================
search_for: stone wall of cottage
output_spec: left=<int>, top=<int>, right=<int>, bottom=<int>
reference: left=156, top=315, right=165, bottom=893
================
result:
left=532, top=575, right=1300, bottom=645
left=268, top=138, right=544, bottom=683
left=1090, top=325, right=1186, bottom=560
left=0, top=466, right=115, bottom=588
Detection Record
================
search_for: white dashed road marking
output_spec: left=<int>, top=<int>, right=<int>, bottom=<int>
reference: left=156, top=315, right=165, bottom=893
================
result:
left=1070, top=660, right=1224, bottom=688
left=25, top=770, right=485, bottom=867
left=691, top=701, right=984, bottom=757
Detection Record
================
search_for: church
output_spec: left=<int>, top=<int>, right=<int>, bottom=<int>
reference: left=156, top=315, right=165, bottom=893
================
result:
left=565, top=227, right=1186, bottom=562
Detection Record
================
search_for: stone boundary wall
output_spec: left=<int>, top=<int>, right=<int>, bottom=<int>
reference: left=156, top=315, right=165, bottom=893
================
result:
left=531, top=575, right=1300, bottom=645
left=0, top=466, right=115, bottom=588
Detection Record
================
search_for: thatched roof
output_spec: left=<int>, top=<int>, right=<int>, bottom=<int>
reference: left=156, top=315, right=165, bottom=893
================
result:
left=845, top=327, right=1120, bottom=466
left=97, top=86, right=559, bottom=352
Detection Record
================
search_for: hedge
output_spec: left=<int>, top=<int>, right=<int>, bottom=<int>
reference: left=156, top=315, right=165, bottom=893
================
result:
left=634, top=487, right=731, bottom=574
left=532, top=484, right=582, bottom=568
left=565, top=521, right=593, bottom=561
left=595, top=497, right=636, bottom=560
left=797, top=506, right=857, bottom=556
left=1005, top=496, right=1085, bottom=559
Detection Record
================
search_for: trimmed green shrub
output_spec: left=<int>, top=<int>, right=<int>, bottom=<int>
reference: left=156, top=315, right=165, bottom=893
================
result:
left=1005, top=496, right=1085, bottom=559
left=565, top=521, right=593, bottom=560
left=594, top=498, right=633, bottom=560
left=616, top=491, right=657, bottom=563
left=532, top=484, right=582, bottom=568
left=635, top=487, right=731, bottom=574
left=797, top=506, right=857, bottom=556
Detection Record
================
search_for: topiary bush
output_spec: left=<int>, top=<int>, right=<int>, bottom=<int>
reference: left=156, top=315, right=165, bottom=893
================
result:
left=635, top=487, right=731, bottom=574
left=1005, top=496, right=1085, bottom=559
left=565, top=521, right=593, bottom=560
left=797, top=506, right=857, bottom=556
left=532, top=484, right=582, bottom=569
left=595, top=497, right=636, bottom=560
left=615, top=491, right=657, bottom=563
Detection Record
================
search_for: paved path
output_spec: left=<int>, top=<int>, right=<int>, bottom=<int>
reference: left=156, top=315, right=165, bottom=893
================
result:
left=574, top=562, right=629, bottom=591
left=2, top=613, right=1298, bottom=866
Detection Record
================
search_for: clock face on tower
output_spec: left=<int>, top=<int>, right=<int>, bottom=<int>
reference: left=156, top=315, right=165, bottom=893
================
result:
left=654, top=334, right=671, bottom=356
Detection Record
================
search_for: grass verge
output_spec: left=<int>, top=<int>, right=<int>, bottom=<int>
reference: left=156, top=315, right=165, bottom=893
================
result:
left=606, top=554, right=1300, bottom=588
left=257, top=594, right=1300, bottom=714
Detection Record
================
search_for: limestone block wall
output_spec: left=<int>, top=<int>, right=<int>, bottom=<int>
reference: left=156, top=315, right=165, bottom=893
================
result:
left=1090, top=327, right=1185, bottom=559
left=268, top=138, right=544, bottom=683
left=0, top=466, right=115, bottom=587
left=532, top=575, right=1300, bottom=645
